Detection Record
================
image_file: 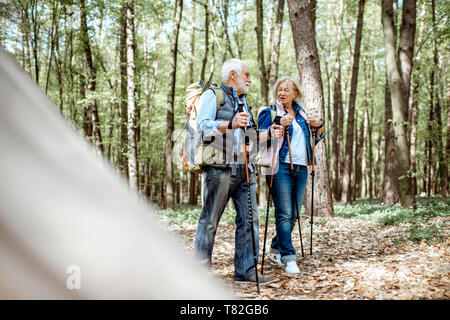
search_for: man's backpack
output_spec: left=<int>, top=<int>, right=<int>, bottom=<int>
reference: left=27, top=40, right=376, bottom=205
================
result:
left=184, top=80, right=225, bottom=172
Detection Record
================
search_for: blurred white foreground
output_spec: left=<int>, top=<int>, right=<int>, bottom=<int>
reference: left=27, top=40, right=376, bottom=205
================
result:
left=0, top=47, right=232, bottom=300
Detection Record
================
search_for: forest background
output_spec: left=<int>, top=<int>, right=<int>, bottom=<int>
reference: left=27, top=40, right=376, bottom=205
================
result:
left=0, top=0, right=448, bottom=214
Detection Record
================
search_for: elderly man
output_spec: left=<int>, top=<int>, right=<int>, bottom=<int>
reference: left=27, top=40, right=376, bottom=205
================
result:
left=193, top=59, right=283, bottom=284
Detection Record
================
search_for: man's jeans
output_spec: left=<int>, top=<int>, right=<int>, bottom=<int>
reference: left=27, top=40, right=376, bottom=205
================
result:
left=266, top=163, right=308, bottom=264
left=194, top=165, right=259, bottom=281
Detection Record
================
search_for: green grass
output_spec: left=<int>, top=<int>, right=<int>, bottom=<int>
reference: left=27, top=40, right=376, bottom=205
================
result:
left=157, top=204, right=312, bottom=226
left=334, top=197, right=449, bottom=225
left=156, top=197, right=449, bottom=244
left=334, top=197, right=449, bottom=243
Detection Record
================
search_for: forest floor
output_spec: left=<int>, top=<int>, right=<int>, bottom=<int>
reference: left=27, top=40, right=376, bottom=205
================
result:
left=158, top=200, right=449, bottom=300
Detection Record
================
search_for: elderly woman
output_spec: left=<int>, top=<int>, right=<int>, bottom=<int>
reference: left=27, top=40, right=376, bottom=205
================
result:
left=257, top=76, right=325, bottom=274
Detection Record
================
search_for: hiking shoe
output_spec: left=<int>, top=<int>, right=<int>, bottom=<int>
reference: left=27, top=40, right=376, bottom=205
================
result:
left=285, top=261, right=300, bottom=274
left=268, top=250, right=282, bottom=266
left=234, top=273, right=275, bottom=285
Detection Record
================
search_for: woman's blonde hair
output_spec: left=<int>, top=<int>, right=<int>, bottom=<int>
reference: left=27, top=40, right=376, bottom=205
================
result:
left=271, top=76, right=303, bottom=103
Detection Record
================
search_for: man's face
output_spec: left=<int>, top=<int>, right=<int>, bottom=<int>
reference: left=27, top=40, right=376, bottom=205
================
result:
left=235, top=64, right=251, bottom=95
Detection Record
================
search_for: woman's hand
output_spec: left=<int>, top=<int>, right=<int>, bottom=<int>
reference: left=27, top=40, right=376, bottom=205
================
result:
left=280, top=114, right=294, bottom=127
left=306, top=116, right=323, bottom=128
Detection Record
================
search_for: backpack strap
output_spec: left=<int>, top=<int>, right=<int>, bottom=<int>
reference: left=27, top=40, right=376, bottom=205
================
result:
left=205, top=87, right=225, bottom=112
left=257, top=105, right=277, bottom=124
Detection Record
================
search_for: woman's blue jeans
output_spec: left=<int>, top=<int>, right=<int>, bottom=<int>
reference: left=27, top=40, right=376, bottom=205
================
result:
left=266, top=163, right=308, bottom=263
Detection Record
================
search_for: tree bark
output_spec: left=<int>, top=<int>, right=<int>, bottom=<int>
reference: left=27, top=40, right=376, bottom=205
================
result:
left=126, top=0, right=138, bottom=192
left=188, top=3, right=198, bottom=206
left=164, top=0, right=183, bottom=209
left=265, top=0, right=275, bottom=66
left=287, top=0, right=334, bottom=217
left=119, top=3, right=129, bottom=178
left=200, top=1, right=209, bottom=81
left=341, top=0, right=365, bottom=203
left=365, top=59, right=374, bottom=198
left=30, top=0, right=41, bottom=85
left=220, top=0, right=234, bottom=62
left=189, top=1, right=196, bottom=83
left=45, top=0, right=58, bottom=95
left=255, top=0, right=268, bottom=106
left=398, top=0, right=416, bottom=123
left=309, top=0, right=316, bottom=32
left=380, top=78, right=401, bottom=204
left=430, top=0, right=445, bottom=201
left=268, top=0, right=285, bottom=90
left=381, top=0, right=415, bottom=209
left=331, top=0, right=343, bottom=202
left=410, top=2, right=425, bottom=196
left=79, top=0, right=103, bottom=155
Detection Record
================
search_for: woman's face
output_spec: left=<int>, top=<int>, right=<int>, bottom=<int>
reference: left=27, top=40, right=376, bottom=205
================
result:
left=276, top=81, right=298, bottom=105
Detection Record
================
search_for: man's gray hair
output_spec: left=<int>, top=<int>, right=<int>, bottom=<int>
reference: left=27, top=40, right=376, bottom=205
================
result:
left=221, top=58, right=247, bottom=82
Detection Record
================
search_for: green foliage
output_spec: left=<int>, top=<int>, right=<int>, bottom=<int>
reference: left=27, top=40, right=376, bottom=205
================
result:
left=0, top=0, right=448, bottom=208
left=156, top=197, right=448, bottom=246
left=335, top=197, right=449, bottom=243
left=335, top=197, right=449, bottom=224
left=404, top=224, right=447, bottom=243
left=157, top=205, right=277, bottom=225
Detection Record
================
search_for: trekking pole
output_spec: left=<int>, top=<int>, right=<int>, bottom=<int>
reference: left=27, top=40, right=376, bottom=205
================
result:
left=285, top=125, right=305, bottom=257
left=310, top=128, right=317, bottom=255
left=239, top=103, right=260, bottom=294
left=261, top=117, right=281, bottom=274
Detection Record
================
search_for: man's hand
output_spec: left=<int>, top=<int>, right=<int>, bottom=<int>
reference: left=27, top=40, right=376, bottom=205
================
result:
left=231, top=112, right=248, bottom=129
left=280, top=114, right=294, bottom=127
left=270, top=124, right=284, bottom=138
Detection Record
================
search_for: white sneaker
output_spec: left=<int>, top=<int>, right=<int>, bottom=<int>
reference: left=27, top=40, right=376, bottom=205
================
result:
left=285, top=261, right=300, bottom=274
left=268, top=251, right=283, bottom=265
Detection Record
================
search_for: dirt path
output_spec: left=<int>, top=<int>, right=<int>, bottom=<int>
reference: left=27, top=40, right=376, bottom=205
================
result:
left=163, top=216, right=449, bottom=300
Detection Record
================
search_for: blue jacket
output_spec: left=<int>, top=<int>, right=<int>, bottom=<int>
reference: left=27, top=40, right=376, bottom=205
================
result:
left=257, top=101, right=325, bottom=165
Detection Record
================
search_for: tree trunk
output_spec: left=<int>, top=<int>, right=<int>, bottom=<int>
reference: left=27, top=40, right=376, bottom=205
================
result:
left=220, top=0, right=234, bottom=62
left=119, top=3, right=129, bottom=178
left=200, top=2, right=209, bottom=81
left=255, top=0, right=268, bottom=106
left=365, top=59, right=374, bottom=198
left=341, top=0, right=365, bottom=203
left=381, top=0, right=415, bottom=209
left=380, top=78, right=401, bottom=204
left=265, top=0, right=275, bottom=66
left=374, top=132, right=384, bottom=197
left=188, top=4, right=198, bottom=206
left=45, top=0, right=58, bottom=95
left=446, top=85, right=450, bottom=197
left=126, top=0, right=138, bottom=192
left=30, top=0, right=41, bottom=85
left=398, top=0, right=416, bottom=124
left=79, top=0, right=103, bottom=155
left=287, top=0, right=334, bottom=217
left=189, top=1, right=196, bottom=83
left=164, top=0, right=183, bottom=209
left=410, top=2, right=425, bottom=196
left=309, top=0, right=316, bottom=32
left=431, top=0, right=445, bottom=201
left=331, top=0, right=343, bottom=202
left=234, top=0, right=247, bottom=59
left=268, top=0, right=285, bottom=90
left=355, top=107, right=366, bottom=199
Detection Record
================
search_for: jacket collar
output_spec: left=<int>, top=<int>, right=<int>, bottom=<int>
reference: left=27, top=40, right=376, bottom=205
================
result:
left=220, top=82, right=247, bottom=101
left=276, top=100, right=305, bottom=114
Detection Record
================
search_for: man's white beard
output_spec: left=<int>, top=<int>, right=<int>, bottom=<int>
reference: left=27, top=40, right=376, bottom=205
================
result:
left=237, top=76, right=250, bottom=95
